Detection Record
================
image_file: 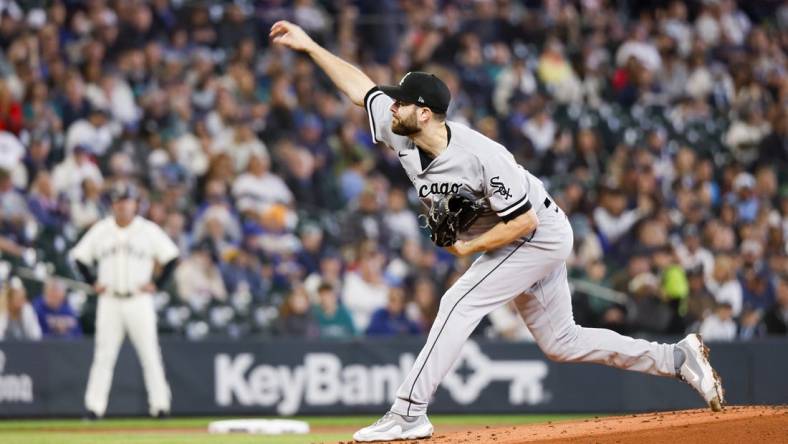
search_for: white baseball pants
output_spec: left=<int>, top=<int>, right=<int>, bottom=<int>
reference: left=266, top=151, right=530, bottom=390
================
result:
left=84, top=293, right=171, bottom=416
left=392, top=205, right=676, bottom=416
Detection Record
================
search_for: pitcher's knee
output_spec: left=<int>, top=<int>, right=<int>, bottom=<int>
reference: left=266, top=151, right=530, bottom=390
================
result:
left=540, top=325, right=581, bottom=362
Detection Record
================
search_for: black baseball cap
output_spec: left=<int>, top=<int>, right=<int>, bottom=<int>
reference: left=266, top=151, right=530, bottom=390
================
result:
left=379, top=71, right=451, bottom=114
left=109, top=182, right=139, bottom=202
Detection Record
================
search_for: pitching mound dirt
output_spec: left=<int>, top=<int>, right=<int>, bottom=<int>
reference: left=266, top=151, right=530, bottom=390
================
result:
left=425, top=406, right=788, bottom=444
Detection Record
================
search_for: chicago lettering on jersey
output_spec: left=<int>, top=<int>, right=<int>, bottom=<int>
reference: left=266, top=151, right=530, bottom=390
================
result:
left=489, top=176, right=512, bottom=199
left=418, top=182, right=462, bottom=198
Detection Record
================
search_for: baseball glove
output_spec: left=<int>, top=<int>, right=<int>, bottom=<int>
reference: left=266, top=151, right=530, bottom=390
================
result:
left=422, top=191, right=483, bottom=247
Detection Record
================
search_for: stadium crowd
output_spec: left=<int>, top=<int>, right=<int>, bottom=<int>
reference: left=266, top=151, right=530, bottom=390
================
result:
left=0, top=0, right=786, bottom=342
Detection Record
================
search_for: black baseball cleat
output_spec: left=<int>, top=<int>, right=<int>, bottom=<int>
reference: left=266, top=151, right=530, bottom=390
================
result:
left=153, top=410, right=170, bottom=419
left=82, top=411, right=100, bottom=421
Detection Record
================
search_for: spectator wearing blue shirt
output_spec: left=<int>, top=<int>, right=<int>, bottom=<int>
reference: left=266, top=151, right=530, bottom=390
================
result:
left=366, top=287, right=421, bottom=337
left=32, top=278, right=81, bottom=338
left=219, top=247, right=269, bottom=303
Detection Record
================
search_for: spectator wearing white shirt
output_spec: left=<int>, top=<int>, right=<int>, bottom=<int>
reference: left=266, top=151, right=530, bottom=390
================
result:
left=0, top=277, right=42, bottom=341
left=521, top=106, right=556, bottom=156
left=232, top=153, right=293, bottom=213
left=52, top=144, right=104, bottom=200
left=593, top=187, right=648, bottom=245
left=64, top=106, right=115, bottom=157
left=70, top=177, right=105, bottom=231
left=213, top=119, right=269, bottom=173
left=0, top=131, right=26, bottom=187
left=699, top=303, right=737, bottom=341
left=342, top=249, right=389, bottom=332
left=85, top=73, right=140, bottom=127
left=674, top=225, right=715, bottom=278
left=706, top=255, right=743, bottom=317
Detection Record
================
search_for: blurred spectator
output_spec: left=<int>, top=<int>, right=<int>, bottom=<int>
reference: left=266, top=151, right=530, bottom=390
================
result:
left=219, top=247, right=268, bottom=304
left=405, top=277, right=439, bottom=332
left=738, top=239, right=775, bottom=313
left=231, top=153, right=293, bottom=213
left=64, top=106, right=114, bottom=157
left=312, top=282, right=355, bottom=339
left=674, top=225, right=714, bottom=278
left=684, top=268, right=716, bottom=331
left=343, top=248, right=389, bottom=332
left=277, top=286, right=318, bottom=337
left=296, top=224, right=324, bottom=277
left=699, top=303, right=737, bottom=342
left=739, top=309, right=767, bottom=340
left=174, top=241, right=227, bottom=308
left=70, top=178, right=104, bottom=231
left=763, top=276, right=788, bottom=335
left=383, top=188, right=421, bottom=247
left=27, top=171, right=68, bottom=230
left=0, top=131, right=25, bottom=187
left=0, top=167, right=31, bottom=236
left=32, top=278, right=81, bottom=338
left=0, top=277, right=42, bottom=341
left=593, top=187, right=648, bottom=247
left=366, top=287, right=421, bottom=337
left=341, top=187, right=391, bottom=247
left=51, top=145, right=103, bottom=201
left=304, top=251, right=344, bottom=302
left=706, top=255, right=743, bottom=317
left=0, top=79, right=22, bottom=135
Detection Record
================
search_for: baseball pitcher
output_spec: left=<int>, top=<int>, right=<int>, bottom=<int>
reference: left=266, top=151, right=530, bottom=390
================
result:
left=71, top=182, right=179, bottom=419
left=270, top=21, right=724, bottom=442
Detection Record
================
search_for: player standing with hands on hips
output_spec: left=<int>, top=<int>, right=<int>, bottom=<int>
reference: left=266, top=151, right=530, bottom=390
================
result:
left=71, top=182, right=179, bottom=419
left=270, top=21, right=724, bottom=442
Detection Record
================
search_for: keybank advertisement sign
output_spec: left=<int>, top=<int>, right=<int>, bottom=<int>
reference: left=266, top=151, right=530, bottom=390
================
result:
left=0, top=349, right=34, bottom=404
left=213, top=341, right=549, bottom=414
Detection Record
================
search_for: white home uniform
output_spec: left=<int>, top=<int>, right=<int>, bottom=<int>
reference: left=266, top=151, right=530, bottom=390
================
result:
left=71, top=215, right=179, bottom=417
left=365, top=88, right=678, bottom=417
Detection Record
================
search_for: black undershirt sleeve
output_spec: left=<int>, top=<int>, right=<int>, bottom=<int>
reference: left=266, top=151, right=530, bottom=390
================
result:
left=154, top=258, right=178, bottom=289
left=75, top=260, right=96, bottom=285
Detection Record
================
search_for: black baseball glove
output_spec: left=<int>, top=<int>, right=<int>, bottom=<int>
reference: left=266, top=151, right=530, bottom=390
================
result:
left=422, top=191, right=483, bottom=247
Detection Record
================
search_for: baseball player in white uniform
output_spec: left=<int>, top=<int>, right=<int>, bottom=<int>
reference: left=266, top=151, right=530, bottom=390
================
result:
left=270, top=21, right=724, bottom=442
left=71, top=182, right=179, bottom=419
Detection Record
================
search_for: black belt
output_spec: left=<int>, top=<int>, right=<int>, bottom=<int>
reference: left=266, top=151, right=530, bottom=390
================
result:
left=111, top=291, right=133, bottom=298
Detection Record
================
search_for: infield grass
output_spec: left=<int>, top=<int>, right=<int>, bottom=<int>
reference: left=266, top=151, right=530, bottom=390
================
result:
left=0, top=414, right=597, bottom=444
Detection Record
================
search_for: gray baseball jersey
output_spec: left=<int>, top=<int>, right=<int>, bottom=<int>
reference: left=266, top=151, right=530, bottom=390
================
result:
left=366, top=88, right=549, bottom=239
left=364, top=86, right=679, bottom=418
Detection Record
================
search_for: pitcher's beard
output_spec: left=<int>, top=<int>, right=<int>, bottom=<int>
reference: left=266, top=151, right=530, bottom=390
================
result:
left=392, top=117, right=420, bottom=136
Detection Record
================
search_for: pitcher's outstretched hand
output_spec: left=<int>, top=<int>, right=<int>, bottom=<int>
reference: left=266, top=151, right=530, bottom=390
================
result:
left=270, top=20, right=316, bottom=53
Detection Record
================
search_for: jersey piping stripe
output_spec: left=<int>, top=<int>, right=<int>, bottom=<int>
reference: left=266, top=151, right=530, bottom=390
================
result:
left=365, top=89, right=385, bottom=144
left=404, top=237, right=528, bottom=415
left=496, top=194, right=529, bottom=217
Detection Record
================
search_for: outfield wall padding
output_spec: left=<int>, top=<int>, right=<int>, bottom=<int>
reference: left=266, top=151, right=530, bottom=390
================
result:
left=0, top=337, right=786, bottom=416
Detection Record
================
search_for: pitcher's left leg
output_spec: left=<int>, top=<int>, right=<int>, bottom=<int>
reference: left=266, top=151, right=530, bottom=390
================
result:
left=515, top=263, right=676, bottom=376
left=124, top=295, right=171, bottom=416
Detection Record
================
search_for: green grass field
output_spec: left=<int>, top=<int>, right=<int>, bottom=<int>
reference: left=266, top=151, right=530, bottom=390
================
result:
left=0, top=414, right=595, bottom=444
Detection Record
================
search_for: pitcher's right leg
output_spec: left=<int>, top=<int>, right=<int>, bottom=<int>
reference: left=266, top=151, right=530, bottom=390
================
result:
left=515, top=263, right=676, bottom=376
left=515, top=263, right=723, bottom=409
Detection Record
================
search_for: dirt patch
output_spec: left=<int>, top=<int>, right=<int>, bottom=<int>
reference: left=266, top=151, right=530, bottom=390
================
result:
left=425, top=406, right=788, bottom=444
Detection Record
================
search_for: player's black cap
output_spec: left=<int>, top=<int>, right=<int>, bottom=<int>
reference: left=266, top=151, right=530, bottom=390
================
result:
left=109, top=182, right=139, bottom=202
left=379, top=71, right=451, bottom=114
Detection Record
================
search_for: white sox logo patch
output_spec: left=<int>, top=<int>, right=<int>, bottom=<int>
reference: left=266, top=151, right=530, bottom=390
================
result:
left=490, top=176, right=512, bottom=199
left=419, top=182, right=462, bottom=198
